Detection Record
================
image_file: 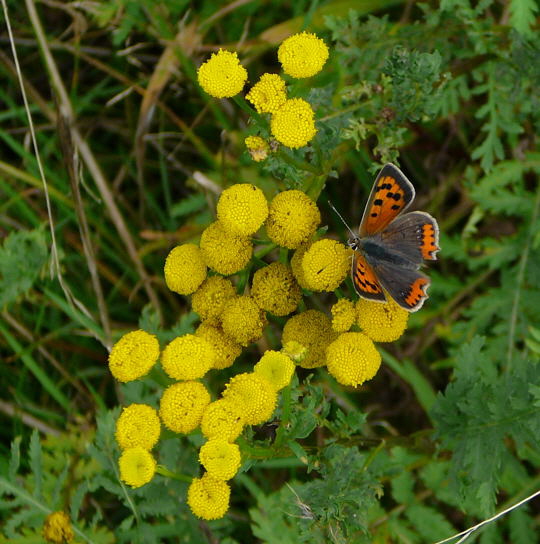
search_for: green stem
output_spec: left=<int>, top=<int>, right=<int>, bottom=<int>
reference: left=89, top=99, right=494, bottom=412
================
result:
left=276, top=147, right=320, bottom=175
left=232, top=95, right=265, bottom=126
left=156, top=465, right=192, bottom=483
left=254, top=242, right=278, bottom=259
left=305, top=174, right=328, bottom=200
left=275, top=381, right=292, bottom=447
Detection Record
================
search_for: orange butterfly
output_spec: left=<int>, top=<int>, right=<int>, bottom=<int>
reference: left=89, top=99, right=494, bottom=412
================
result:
left=347, top=163, right=439, bottom=312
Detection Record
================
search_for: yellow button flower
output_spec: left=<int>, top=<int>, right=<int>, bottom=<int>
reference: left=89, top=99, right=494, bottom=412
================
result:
left=331, top=298, right=356, bottom=333
left=217, top=183, right=269, bottom=237
left=187, top=473, right=231, bottom=520
left=200, top=221, right=252, bottom=275
left=301, top=239, right=351, bottom=292
left=246, top=73, right=287, bottom=113
left=192, top=276, right=236, bottom=324
left=271, top=98, right=317, bottom=148
left=357, top=298, right=409, bottom=342
left=159, top=381, right=210, bottom=433
left=223, top=372, right=277, bottom=425
left=254, top=350, right=295, bottom=390
left=251, top=262, right=302, bottom=316
left=108, top=330, right=160, bottom=383
left=221, top=295, right=267, bottom=346
left=282, top=309, right=337, bottom=369
left=161, top=334, right=215, bottom=380
left=278, top=32, right=329, bottom=78
left=196, top=322, right=242, bottom=370
left=199, top=439, right=241, bottom=481
left=115, top=404, right=161, bottom=450
left=282, top=340, right=308, bottom=364
left=195, top=322, right=242, bottom=370
left=201, top=399, right=245, bottom=442
left=42, top=512, right=74, bottom=544
left=245, top=135, right=270, bottom=162
left=164, top=243, right=206, bottom=295
left=265, top=190, right=321, bottom=249
left=118, top=447, right=156, bottom=488
left=290, top=242, right=311, bottom=288
left=197, top=49, right=247, bottom=98
left=326, top=332, right=381, bottom=387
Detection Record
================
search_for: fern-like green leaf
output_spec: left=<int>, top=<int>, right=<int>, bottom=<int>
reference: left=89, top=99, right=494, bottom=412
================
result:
left=28, top=431, right=43, bottom=501
left=0, top=229, right=48, bottom=308
left=509, top=0, right=538, bottom=37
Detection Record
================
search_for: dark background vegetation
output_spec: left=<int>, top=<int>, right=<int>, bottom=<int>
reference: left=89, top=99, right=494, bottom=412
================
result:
left=1, top=0, right=540, bottom=542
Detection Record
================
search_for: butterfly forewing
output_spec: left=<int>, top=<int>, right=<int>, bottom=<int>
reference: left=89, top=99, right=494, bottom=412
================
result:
left=359, top=164, right=415, bottom=237
left=351, top=254, right=386, bottom=302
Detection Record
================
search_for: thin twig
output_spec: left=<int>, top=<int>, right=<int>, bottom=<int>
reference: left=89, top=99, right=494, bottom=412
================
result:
left=433, top=488, right=540, bottom=544
left=57, top=108, right=112, bottom=347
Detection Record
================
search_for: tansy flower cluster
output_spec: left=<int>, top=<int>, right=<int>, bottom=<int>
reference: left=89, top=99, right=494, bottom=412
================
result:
left=105, top=30, right=417, bottom=524
left=107, top=175, right=413, bottom=518
left=197, top=32, right=329, bottom=152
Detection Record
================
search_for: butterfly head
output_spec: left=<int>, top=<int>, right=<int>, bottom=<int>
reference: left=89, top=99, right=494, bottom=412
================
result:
left=347, top=235, right=360, bottom=252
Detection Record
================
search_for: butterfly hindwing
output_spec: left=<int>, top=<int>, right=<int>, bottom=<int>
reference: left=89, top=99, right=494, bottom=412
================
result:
left=379, top=211, right=440, bottom=267
left=359, top=163, right=415, bottom=237
left=371, top=262, right=430, bottom=312
left=351, top=254, right=386, bottom=302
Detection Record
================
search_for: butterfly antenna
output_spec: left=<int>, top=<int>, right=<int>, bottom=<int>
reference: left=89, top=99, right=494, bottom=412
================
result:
left=327, top=200, right=357, bottom=239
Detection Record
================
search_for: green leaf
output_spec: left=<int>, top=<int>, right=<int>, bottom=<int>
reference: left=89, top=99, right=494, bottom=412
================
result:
left=405, top=504, right=455, bottom=542
left=509, top=0, right=538, bottom=37
left=28, top=431, right=43, bottom=501
left=8, top=436, right=22, bottom=482
left=509, top=505, right=538, bottom=544
left=0, top=229, right=48, bottom=308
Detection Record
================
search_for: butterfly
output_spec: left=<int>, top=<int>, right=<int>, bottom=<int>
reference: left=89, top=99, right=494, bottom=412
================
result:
left=347, top=163, right=439, bottom=312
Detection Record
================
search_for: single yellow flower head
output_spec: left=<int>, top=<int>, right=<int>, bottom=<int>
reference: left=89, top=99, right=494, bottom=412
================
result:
left=282, top=310, right=337, bottom=369
left=271, top=98, right=317, bottom=148
left=196, top=322, right=242, bottom=370
left=357, top=297, right=409, bottom=342
left=217, top=183, right=269, bottom=237
left=201, top=398, right=245, bottom=442
left=200, top=221, right=252, bottom=275
left=246, top=73, right=287, bottom=113
left=290, top=241, right=312, bottom=288
left=331, top=298, right=356, bottom=333
left=187, top=473, right=231, bottom=520
left=199, top=439, right=241, bottom=481
left=161, top=334, right=215, bottom=380
left=301, top=239, right=351, bottom=292
left=245, top=135, right=270, bottom=162
left=223, top=372, right=277, bottom=425
left=326, top=332, right=381, bottom=387
left=159, top=381, right=210, bottom=433
left=118, top=447, right=156, bottom=488
left=192, top=276, right=236, bottom=324
left=278, top=32, right=329, bottom=78
left=115, top=404, right=161, bottom=450
left=251, top=262, right=302, bottom=316
left=197, top=49, right=247, bottom=98
left=281, top=340, right=308, bottom=364
left=164, top=243, right=206, bottom=295
left=42, top=511, right=74, bottom=544
left=108, top=330, right=159, bottom=383
left=221, top=295, right=267, bottom=346
left=254, top=350, right=295, bottom=390
left=265, top=190, right=321, bottom=249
